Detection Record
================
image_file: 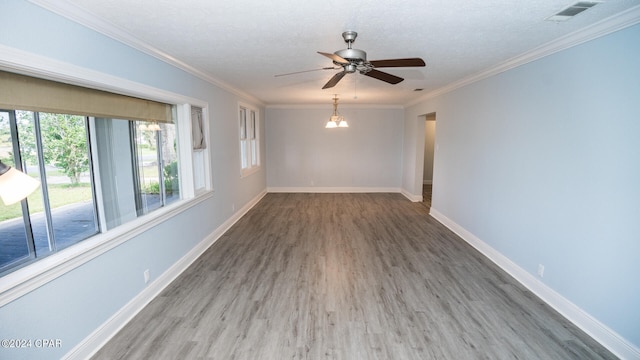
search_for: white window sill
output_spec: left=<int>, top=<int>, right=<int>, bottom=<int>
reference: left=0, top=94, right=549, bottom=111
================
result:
left=240, top=166, right=261, bottom=178
left=0, top=191, right=213, bottom=307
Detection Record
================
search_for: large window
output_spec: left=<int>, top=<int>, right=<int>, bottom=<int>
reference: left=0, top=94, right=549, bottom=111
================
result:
left=239, top=104, right=260, bottom=176
left=0, top=70, right=207, bottom=276
left=0, top=110, right=180, bottom=274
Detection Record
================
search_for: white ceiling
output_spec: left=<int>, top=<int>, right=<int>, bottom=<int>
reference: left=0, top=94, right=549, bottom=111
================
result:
left=34, top=0, right=640, bottom=106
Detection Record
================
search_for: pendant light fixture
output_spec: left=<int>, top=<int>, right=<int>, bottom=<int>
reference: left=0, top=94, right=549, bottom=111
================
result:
left=0, top=160, right=40, bottom=205
left=326, top=95, right=348, bottom=128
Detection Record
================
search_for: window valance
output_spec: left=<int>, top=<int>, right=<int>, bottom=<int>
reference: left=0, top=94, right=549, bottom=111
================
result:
left=0, top=70, right=172, bottom=123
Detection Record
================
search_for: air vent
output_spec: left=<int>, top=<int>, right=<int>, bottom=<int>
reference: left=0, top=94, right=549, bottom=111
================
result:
left=546, top=1, right=601, bottom=22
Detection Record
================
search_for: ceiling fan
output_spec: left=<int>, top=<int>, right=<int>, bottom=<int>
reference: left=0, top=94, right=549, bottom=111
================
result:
left=276, top=31, right=426, bottom=89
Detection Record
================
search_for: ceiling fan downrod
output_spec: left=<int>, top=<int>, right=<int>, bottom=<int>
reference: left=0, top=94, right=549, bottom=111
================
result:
left=342, top=31, right=358, bottom=49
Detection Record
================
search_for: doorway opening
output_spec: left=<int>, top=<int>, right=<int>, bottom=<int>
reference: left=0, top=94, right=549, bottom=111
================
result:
left=423, top=112, right=436, bottom=208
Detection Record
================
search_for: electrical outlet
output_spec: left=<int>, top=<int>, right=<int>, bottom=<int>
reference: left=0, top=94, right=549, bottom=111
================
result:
left=144, top=269, right=150, bottom=284
left=537, top=264, right=545, bottom=278
left=232, top=203, right=235, bottom=212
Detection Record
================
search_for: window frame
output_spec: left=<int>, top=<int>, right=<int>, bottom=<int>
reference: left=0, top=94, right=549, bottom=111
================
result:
left=0, top=110, right=102, bottom=274
left=238, top=102, right=260, bottom=178
left=0, top=55, right=213, bottom=307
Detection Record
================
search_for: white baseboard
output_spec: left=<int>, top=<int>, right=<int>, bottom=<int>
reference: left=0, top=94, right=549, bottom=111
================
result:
left=267, top=186, right=401, bottom=193
left=400, top=188, right=423, bottom=202
left=64, top=190, right=267, bottom=360
left=266, top=187, right=424, bottom=203
left=429, top=207, right=640, bottom=360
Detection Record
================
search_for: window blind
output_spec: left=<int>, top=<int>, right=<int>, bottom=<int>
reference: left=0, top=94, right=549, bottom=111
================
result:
left=0, top=70, right=172, bottom=123
left=191, top=106, right=206, bottom=150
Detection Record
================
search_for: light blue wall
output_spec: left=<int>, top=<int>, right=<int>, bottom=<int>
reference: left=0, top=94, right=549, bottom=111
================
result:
left=405, top=24, right=640, bottom=348
left=0, top=1, right=266, bottom=359
left=266, top=107, right=404, bottom=189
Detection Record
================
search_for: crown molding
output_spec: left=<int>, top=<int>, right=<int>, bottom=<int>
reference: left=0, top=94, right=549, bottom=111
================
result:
left=0, top=44, right=208, bottom=108
left=405, top=4, right=640, bottom=108
left=266, top=104, right=404, bottom=110
left=28, top=0, right=264, bottom=106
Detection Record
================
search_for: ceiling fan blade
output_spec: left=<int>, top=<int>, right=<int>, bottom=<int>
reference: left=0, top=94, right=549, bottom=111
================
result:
left=318, top=51, right=349, bottom=64
left=322, top=71, right=347, bottom=89
left=275, top=67, right=339, bottom=77
left=369, top=58, right=426, bottom=68
left=363, top=69, right=404, bottom=84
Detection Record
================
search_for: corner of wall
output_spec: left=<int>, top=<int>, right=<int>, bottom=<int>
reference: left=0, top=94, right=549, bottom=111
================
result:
left=400, top=188, right=423, bottom=202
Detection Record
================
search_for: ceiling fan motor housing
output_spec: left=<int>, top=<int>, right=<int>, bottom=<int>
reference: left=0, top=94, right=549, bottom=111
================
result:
left=335, top=31, right=367, bottom=66
left=334, top=48, right=367, bottom=64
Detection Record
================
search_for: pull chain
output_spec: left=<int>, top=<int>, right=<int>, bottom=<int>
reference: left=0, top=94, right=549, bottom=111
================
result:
left=353, top=73, right=358, bottom=100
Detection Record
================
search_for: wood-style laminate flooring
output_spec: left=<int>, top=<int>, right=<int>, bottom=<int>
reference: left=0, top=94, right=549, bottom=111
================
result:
left=423, top=184, right=432, bottom=209
left=92, top=193, right=616, bottom=360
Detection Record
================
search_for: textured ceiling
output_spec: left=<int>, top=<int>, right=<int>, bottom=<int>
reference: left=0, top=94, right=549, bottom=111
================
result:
left=33, top=0, right=640, bottom=105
